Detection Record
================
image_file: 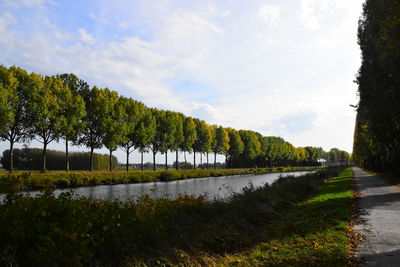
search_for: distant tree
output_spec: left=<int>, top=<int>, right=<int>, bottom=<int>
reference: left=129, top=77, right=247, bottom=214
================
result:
left=256, top=133, right=268, bottom=168
left=0, top=66, right=16, bottom=143
left=0, top=67, right=33, bottom=172
left=77, top=86, right=107, bottom=171
left=149, top=109, right=164, bottom=171
left=119, top=97, right=144, bottom=172
left=239, top=130, right=261, bottom=167
left=172, top=113, right=184, bottom=170
left=212, top=126, right=230, bottom=169
left=56, top=74, right=86, bottom=172
left=157, top=111, right=176, bottom=170
left=180, top=116, right=197, bottom=167
left=208, top=124, right=217, bottom=169
left=226, top=128, right=244, bottom=168
left=192, top=119, right=211, bottom=169
left=101, top=90, right=127, bottom=171
left=133, top=108, right=156, bottom=171
left=29, top=76, right=68, bottom=172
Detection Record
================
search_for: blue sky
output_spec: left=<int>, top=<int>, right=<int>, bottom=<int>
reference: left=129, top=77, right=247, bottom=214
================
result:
left=0, top=0, right=363, bottom=164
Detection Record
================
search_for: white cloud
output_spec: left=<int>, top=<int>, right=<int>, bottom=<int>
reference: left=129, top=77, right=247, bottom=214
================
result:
left=221, top=10, right=231, bottom=17
left=258, top=5, right=281, bottom=26
left=0, top=12, right=16, bottom=47
left=78, top=28, right=96, bottom=45
left=0, top=0, right=364, bottom=160
left=1, top=0, right=48, bottom=8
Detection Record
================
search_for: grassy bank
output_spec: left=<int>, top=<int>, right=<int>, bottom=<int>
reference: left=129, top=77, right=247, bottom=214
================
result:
left=0, top=167, right=353, bottom=266
left=0, top=166, right=322, bottom=190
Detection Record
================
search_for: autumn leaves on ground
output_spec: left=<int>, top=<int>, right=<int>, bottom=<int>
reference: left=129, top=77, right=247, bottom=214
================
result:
left=0, top=167, right=355, bottom=266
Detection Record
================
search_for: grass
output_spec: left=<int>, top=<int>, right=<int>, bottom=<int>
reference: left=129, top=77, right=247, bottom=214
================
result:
left=0, top=166, right=323, bottom=190
left=206, top=168, right=355, bottom=266
left=0, top=167, right=353, bottom=266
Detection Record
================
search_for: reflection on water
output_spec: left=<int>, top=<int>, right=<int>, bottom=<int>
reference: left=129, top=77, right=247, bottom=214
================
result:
left=11, top=171, right=311, bottom=202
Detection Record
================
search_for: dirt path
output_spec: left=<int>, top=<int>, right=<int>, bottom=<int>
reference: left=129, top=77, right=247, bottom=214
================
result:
left=353, top=167, right=400, bottom=266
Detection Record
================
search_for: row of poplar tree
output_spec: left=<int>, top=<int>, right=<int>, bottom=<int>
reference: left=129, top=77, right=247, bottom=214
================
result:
left=0, top=65, right=350, bottom=172
left=352, top=0, right=400, bottom=174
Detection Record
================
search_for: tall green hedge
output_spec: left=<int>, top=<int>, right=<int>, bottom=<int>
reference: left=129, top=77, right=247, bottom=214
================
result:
left=0, top=148, right=118, bottom=171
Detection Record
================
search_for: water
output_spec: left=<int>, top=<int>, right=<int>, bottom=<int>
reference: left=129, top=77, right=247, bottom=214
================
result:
left=8, top=171, right=311, bottom=202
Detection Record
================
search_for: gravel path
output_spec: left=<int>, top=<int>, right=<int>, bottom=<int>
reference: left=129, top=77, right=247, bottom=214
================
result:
left=353, top=167, right=400, bottom=266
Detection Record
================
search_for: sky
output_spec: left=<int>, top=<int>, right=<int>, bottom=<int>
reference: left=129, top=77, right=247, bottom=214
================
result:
left=0, top=0, right=363, bottom=165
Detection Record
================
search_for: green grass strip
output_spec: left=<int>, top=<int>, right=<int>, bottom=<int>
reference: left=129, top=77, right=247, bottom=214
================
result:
left=215, top=168, right=354, bottom=266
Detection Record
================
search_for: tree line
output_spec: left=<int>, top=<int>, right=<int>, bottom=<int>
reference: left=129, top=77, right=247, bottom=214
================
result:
left=1, top=148, right=118, bottom=171
left=0, top=65, right=351, bottom=172
left=353, top=0, right=400, bottom=174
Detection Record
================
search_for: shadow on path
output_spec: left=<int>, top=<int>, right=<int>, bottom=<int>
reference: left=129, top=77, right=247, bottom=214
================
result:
left=353, top=167, right=400, bottom=266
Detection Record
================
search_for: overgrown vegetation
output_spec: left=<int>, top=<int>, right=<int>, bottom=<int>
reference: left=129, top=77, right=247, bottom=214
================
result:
left=0, top=167, right=353, bottom=266
left=353, top=1, right=400, bottom=174
left=0, top=166, right=322, bottom=190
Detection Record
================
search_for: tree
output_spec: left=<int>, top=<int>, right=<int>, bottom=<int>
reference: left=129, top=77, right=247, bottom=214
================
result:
left=180, top=116, right=197, bottom=168
left=208, top=124, right=217, bottom=169
left=133, top=108, right=156, bottom=171
left=192, top=119, right=211, bottom=169
left=101, top=89, right=127, bottom=171
left=149, top=109, right=164, bottom=171
left=239, top=130, right=261, bottom=167
left=158, top=111, right=176, bottom=170
left=256, top=133, right=268, bottom=168
left=77, top=86, right=107, bottom=171
left=0, top=66, right=16, bottom=143
left=212, top=126, right=230, bottom=169
left=172, top=113, right=184, bottom=170
left=119, top=97, right=144, bottom=172
left=226, top=128, right=244, bottom=168
left=0, top=67, right=33, bottom=172
left=56, top=74, right=86, bottom=172
left=29, top=76, right=67, bottom=172
left=353, top=0, right=400, bottom=173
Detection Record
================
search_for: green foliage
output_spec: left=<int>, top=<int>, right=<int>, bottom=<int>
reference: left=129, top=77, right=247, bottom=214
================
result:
left=192, top=119, right=212, bottom=154
left=213, top=126, right=230, bottom=155
left=0, top=66, right=34, bottom=172
left=227, top=128, right=244, bottom=157
left=55, top=73, right=87, bottom=142
left=180, top=116, right=197, bottom=153
left=353, top=0, right=400, bottom=174
left=0, top=66, right=16, bottom=134
left=0, top=65, right=351, bottom=172
left=239, top=130, right=261, bottom=160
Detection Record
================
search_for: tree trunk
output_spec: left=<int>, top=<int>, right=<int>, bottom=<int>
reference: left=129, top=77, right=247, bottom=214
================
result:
left=200, top=153, right=203, bottom=166
left=153, top=151, right=156, bottom=171
left=126, top=147, right=129, bottom=172
left=42, top=142, right=47, bottom=173
left=193, top=151, right=196, bottom=170
left=206, top=152, right=209, bottom=169
left=225, top=155, right=228, bottom=169
left=9, top=140, right=14, bottom=173
left=214, top=152, right=217, bottom=169
left=141, top=151, right=144, bottom=171
left=165, top=152, right=168, bottom=170
left=176, top=150, right=179, bottom=170
left=109, top=149, right=113, bottom=172
left=184, top=151, right=187, bottom=169
left=65, top=139, right=69, bottom=172
left=90, top=147, right=94, bottom=171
